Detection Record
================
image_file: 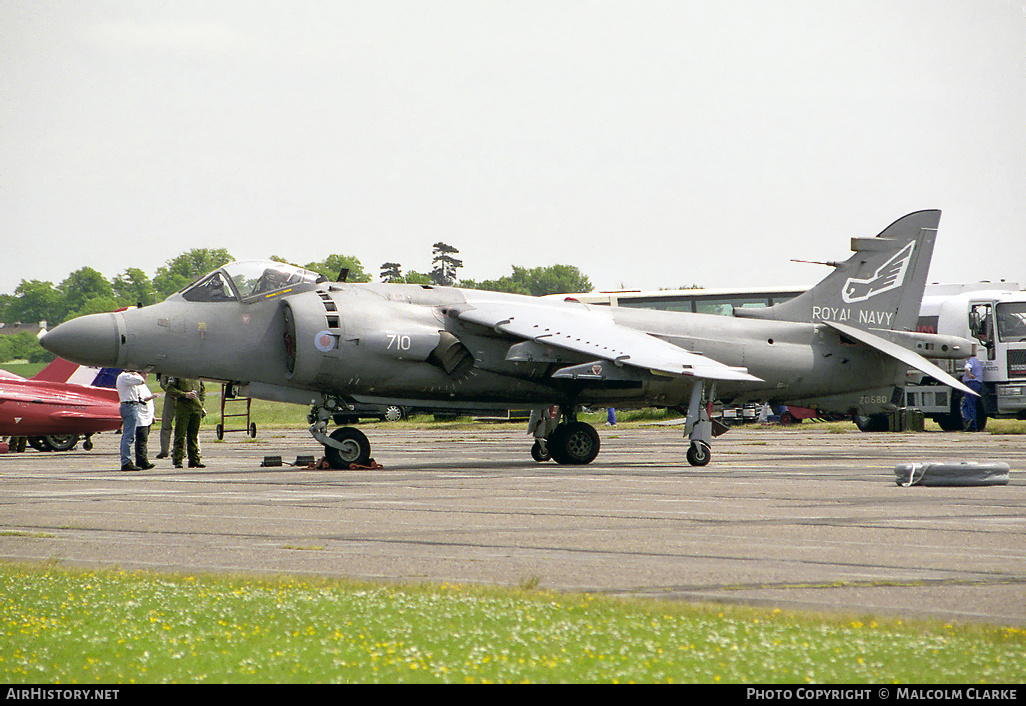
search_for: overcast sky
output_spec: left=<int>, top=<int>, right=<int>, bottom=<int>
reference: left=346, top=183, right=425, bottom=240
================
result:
left=3, top=1, right=1024, bottom=297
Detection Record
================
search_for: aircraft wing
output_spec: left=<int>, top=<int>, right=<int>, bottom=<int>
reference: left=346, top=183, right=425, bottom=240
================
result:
left=0, top=385, right=58, bottom=405
left=823, top=321, right=978, bottom=397
left=456, top=301, right=761, bottom=382
left=0, top=381, right=120, bottom=406
left=46, top=408, right=120, bottom=421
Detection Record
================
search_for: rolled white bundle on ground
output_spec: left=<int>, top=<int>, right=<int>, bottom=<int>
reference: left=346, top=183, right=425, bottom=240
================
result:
left=895, top=461, right=1011, bottom=487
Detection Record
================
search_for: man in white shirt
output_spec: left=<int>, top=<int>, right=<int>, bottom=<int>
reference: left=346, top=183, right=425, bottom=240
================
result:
left=116, top=370, right=158, bottom=471
left=135, top=384, right=157, bottom=470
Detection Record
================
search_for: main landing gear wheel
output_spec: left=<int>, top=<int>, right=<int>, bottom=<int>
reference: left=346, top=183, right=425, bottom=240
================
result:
left=531, top=441, right=551, bottom=462
left=686, top=441, right=711, bottom=467
left=27, top=437, right=52, bottom=452
left=549, top=421, right=600, bottom=465
left=45, top=434, right=79, bottom=452
left=324, top=427, right=372, bottom=468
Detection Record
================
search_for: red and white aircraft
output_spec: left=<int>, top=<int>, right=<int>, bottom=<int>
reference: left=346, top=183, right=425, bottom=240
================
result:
left=0, top=358, right=122, bottom=452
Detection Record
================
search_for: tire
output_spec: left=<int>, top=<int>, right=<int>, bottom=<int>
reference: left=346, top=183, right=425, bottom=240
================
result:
left=531, top=441, right=550, bottom=462
left=45, top=434, right=79, bottom=452
left=324, top=427, right=372, bottom=468
left=935, top=412, right=962, bottom=432
left=853, top=414, right=889, bottom=432
left=383, top=405, right=405, bottom=422
left=936, top=391, right=964, bottom=431
left=28, top=437, right=52, bottom=452
left=943, top=390, right=989, bottom=432
left=550, top=422, right=600, bottom=465
left=215, top=423, right=224, bottom=440
left=249, top=422, right=257, bottom=438
left=686, top=441, right=711, bottom=467
left=975, top=411, right=988, bottom=432
left=548, top=426, right=569, bottom=464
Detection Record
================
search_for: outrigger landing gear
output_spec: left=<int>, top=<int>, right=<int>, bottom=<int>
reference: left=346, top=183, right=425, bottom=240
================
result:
left=308, top=397, right=373, bottom=468
left=683, top=381, right=721, bottom=467
left=529, top=406, right=601, bottom=465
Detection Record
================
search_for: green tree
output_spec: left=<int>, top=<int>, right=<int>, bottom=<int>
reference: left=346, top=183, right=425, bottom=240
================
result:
left=380, top=262, right=403, bottom=283
left=67, top=296, right=122, bottom=320
left=430, top=242, right=463, bottom=286
left=472, top=264, right=592, bottom=297
left=153, top=249, right=234, bottom=299
left=378, top=263, right=434, bottom=285
left=113, top=268, right=157, bottom=307
left=0, top=331, right=52, bottom=363
left=6, top=280, right=62, bottom=327
left=400, top=270, right=432, bottom=285
left=0, top=293, right=13, bottom=323
left=58, top=267, right=115, bottom=321
left=302, top=255, right=370, bottom=283
left=0, top=335, right=13, bottom=363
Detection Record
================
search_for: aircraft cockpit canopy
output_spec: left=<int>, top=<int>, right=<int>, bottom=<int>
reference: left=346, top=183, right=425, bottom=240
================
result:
left=180, top=261, right=325, bottom=303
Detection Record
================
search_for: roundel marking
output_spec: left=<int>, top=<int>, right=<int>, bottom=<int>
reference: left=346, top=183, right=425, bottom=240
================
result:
left=314, top=330, right=336, bottom=352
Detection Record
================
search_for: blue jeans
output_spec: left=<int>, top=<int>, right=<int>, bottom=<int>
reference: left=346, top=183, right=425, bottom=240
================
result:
left=960, top=381, right=984, bottom=431
left=120, top=402, right=141, bottom=466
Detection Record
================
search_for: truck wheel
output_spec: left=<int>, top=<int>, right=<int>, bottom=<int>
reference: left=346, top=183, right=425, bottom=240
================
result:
left=853, top=414, right=889, bottom=432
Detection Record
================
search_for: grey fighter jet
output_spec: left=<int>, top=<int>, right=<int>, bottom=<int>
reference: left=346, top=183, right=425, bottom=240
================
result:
left=42, top=210, right=976, bottom=468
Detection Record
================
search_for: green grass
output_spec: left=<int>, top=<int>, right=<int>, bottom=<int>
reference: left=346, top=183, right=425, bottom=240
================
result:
left=0, top=362, right=45, bottom=378
left=1, top=564, right=1023, bottom=684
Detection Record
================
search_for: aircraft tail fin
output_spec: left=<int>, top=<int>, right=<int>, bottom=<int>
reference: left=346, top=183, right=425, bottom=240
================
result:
left=738, top=210, right=939, bottom=332
left=31, top=357, right=120, bottom=388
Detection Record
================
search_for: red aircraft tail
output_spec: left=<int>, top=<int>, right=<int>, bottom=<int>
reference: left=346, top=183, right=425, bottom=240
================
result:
left=31, top=358, right=80, bottom=382
left=31, top=358, right=120, bottom=388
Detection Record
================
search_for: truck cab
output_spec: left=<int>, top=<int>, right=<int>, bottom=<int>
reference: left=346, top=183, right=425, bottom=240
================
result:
left=912, top=284, right=1026, bottom=427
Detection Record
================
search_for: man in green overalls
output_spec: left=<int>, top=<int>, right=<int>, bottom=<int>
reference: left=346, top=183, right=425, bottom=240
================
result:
left=167, top=377, right=206, bottom=468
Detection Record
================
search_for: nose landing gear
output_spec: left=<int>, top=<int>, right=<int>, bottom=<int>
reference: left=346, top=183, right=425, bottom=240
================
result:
left=308, top=397, right=373, bottom=468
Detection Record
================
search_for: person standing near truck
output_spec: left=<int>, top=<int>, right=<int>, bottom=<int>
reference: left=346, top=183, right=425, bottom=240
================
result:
left=961, top=347, right=984, bottom=431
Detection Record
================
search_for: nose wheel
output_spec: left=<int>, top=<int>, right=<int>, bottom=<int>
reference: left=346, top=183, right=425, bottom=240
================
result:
left=531, top=440, right=551, bottom=462
left=309, top=398, right=374, bottom=468
left=686, top=440, right=711, bottom=467
left=323, top=427, right=372, bottom=468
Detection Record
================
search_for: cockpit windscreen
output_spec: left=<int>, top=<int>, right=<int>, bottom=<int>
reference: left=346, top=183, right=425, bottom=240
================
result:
left=180, top=261, right=323, bottom=303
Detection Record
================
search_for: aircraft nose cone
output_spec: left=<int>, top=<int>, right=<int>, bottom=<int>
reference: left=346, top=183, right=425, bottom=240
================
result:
left=40, top=312, right=120, bottom=367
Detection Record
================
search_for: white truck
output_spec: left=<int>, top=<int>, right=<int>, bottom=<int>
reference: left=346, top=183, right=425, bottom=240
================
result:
left=900, top=282, right=1026, bottom=431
